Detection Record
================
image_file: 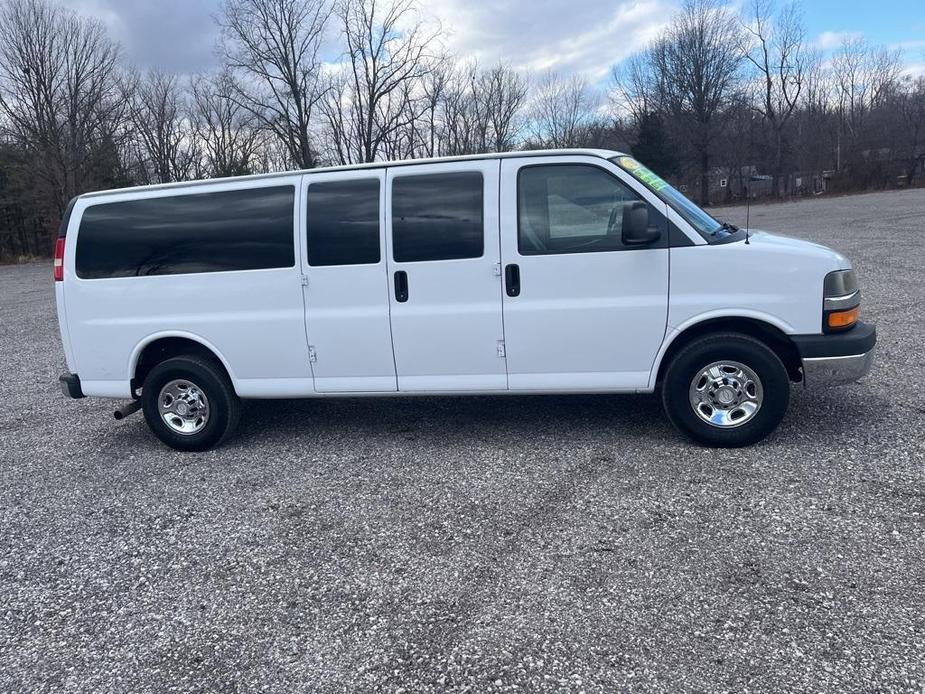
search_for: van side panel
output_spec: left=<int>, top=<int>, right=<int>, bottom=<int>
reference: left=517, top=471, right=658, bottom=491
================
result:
left=63, top=178, right=313, bottom=398
left=648, top=236, right=848, bottom=389
left=666, top=241, right=833, bottom=336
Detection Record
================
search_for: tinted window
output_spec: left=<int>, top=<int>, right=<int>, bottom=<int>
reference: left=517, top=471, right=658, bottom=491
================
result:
left=76, top=186, right=295, bottom=279
left=518, top=165, right=662, bottom=255
left=392, top=172, right=483, bottom=262
left=307, top=179, right=380, bottom=266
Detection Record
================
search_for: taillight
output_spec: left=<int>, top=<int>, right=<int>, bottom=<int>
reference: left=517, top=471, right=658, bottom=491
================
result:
left=53, top=237, right=65, bottom=282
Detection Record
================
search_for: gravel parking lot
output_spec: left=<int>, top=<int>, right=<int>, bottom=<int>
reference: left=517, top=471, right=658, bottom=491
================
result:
left=1, top=188, right=924, bottom=692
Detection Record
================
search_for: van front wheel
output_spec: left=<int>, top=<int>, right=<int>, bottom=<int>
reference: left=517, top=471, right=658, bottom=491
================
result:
left=661, top=333, right=790, bottom=447
left=141, top=356, right=241, bottom=451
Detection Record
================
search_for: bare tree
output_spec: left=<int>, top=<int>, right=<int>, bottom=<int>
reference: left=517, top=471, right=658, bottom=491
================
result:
left=217, top=0, right=331, bottom=169
left=322, top=0, right=440, bottom=164
left=611, top=52, right=663, bottom=127
left=743, top=0, right=808, bottom=196
left=253, top=134, right=298, bottom=172
left=832, top=36, right=902, bottom=165
left=127, top=69, right=197, bottom=183
left=318, top=69, right=358, bottom=164
left=417, top=60, right=527, bottom=156
left=649, top=0, right=744, bottom=204
left=892, top=75, right=925, bottom=185
left=5, top=0, right=925, bottom=264
left=191, top=70, right=265, bottom=177
left=530, top=72, right=598, bottom=148
left=412, top=58, right=451, bottom=157
left=790, top=48, right=832, bottom=186
left=430, top=62, right=475, bottom=155
left=375, top=79, right=420, bottom=160
left=0, top=0, right=124, bottom=215
left=473, top=64, right=528, bottom=152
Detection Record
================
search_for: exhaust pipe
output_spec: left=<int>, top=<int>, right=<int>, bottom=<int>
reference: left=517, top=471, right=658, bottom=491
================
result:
left=114, top=399, right=142, bottom=420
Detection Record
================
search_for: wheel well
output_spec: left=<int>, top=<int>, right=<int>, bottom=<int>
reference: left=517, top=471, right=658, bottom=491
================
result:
left=656, top=318, right=803, bottom=384
left=131, top=337, right=229, bottom=395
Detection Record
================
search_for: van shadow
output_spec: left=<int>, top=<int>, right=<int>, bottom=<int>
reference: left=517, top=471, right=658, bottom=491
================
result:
left=233, top=380, right=897, bottom=453
left=231, top=392, right=674, bottom=449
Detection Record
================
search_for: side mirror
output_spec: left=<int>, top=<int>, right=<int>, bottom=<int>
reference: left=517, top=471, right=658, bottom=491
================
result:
left=622, top=201, right=661, bottom=246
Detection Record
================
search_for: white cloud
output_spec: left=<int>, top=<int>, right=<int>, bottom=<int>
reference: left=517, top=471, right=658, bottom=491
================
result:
left=423, top=0, right=674, bottom=83
left=814, top=30, right=863, bottom=51
left=58, top=0, right=222, bottom=74
left=891, top=39, right=925, bottom=51
left=51, top=0, right=921, bottom=84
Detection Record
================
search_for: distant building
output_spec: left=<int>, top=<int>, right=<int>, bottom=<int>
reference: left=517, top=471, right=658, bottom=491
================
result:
left=670, top=166, right=772, bottom=205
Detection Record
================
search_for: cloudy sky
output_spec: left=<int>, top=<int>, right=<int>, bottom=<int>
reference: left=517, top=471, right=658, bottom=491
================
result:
left=60, top=0, right=925, bottom=80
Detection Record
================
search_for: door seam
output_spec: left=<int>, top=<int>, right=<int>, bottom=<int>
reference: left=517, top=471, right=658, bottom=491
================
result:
left=296, top=178, right=318, bottom=388
left=496, top=158, right=510, bottom=389
left=383, top=165, right=401, bottom=392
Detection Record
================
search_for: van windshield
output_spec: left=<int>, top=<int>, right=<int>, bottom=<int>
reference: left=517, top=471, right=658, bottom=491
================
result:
left=611, top=155, right=732, bottom=241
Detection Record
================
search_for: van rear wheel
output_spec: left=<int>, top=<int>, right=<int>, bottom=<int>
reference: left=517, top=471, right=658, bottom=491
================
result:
left=661, top=333, right=790, bottom=447
left=141, top=355, right=240, bottom=451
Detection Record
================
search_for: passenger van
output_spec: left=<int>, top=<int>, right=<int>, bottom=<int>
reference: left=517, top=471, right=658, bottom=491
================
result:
left=54, top=149, right=876, bottom=451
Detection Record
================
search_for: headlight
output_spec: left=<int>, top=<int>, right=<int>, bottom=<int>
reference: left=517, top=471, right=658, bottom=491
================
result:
left=823, top=269, right=858, bottom=298
left=823, top=269, right=860, bottom=332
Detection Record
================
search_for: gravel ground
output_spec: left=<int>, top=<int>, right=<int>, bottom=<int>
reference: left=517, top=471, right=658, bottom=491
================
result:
left=1, top=188, right=924, bottom=693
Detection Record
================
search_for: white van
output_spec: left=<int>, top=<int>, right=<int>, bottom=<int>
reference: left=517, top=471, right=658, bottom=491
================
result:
left=54, top=149, right=876, bottom=451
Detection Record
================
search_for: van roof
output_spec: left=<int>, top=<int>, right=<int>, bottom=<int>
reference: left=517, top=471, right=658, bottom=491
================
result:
left=79, top=148, right=626, bottom=199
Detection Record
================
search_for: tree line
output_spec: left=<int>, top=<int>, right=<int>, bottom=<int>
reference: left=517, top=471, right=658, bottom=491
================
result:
left=0, top=0, right=922, bottom=261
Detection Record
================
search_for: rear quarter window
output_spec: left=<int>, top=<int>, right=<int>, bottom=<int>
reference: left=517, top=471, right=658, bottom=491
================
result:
left=75, top=186, right=295, bottom=279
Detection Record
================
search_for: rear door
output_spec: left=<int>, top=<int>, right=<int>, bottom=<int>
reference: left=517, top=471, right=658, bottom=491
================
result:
left=301, top=169, right=397, bottom=392
left=385, top=160, right=506, bottom=391
left=499, top=155, right=670, bottom=391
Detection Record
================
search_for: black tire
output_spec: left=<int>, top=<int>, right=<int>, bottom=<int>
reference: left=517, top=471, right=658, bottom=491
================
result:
left=661, top=332, right=790, bottom=447
left=141, top=355, right=241, bottom=452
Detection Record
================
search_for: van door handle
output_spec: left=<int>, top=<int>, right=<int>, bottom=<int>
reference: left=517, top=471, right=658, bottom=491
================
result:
left=394, top=270, right=409, bottom=302
left=504, top=264, right=520, bottom=297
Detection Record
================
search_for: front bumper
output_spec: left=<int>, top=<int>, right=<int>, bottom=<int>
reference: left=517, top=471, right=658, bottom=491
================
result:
left=792, top=322, right=876, bottom=387
left=802, top=349, right=876, bottom=386
left=59, top=372, right=85, bottom=399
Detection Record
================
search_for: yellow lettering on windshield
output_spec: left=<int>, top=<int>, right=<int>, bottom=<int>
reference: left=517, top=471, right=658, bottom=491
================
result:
left=618, top=156, right=669, bottom=193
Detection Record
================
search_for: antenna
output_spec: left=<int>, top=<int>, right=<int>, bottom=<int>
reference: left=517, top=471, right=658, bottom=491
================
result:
left=744, top=185, right=750, bottom=245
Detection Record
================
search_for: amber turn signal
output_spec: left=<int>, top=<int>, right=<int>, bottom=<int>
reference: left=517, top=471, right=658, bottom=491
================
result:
left=827, top=305, right=859, bottom=330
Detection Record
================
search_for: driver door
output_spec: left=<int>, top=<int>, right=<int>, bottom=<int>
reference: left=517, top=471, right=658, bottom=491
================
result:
left=499, top=155, right=670, bottom=391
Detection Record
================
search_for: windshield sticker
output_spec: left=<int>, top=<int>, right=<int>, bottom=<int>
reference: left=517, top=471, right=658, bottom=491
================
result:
left=617, top=156, right=670, bottom=193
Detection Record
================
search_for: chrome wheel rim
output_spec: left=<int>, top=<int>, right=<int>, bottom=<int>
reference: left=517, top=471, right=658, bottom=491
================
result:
left=689, top=360, right=763, bottom=428
left=159, top=379, right=210, bottom=435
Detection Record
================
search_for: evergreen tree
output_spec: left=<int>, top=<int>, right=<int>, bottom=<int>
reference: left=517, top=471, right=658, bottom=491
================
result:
left=632, top=112, right=678, bottom=178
